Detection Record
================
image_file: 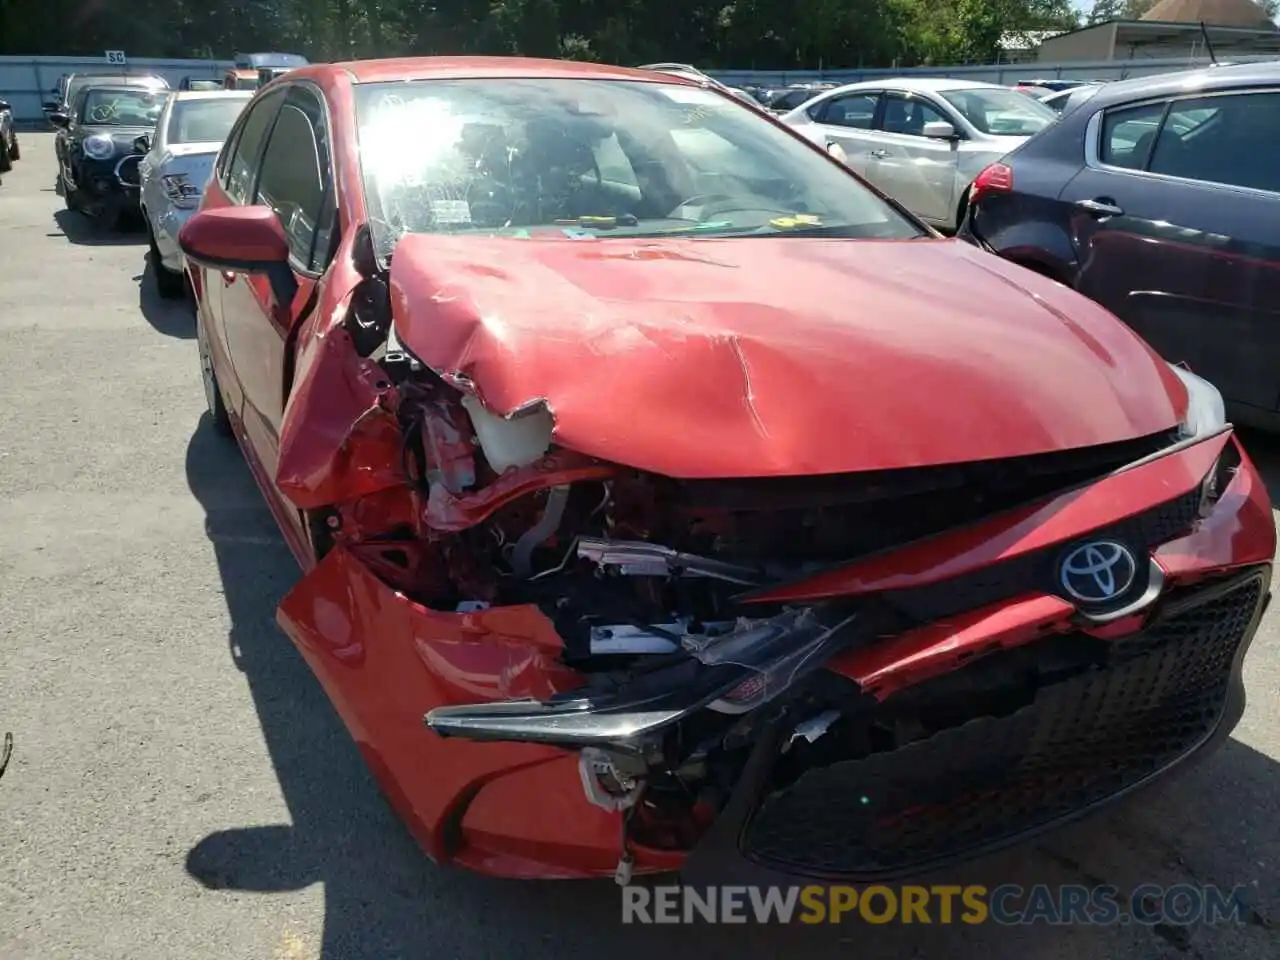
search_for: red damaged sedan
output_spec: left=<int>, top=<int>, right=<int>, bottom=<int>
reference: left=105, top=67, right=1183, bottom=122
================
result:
left=178, top=57, right=1276, bottom=884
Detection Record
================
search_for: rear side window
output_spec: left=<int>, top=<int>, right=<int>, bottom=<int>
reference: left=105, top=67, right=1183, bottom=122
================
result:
left=1100, top=100, right=1167, bottom=170
left=1148, top=91, right=1280, bottom=194
left=813, top=92, right=879, bottom=128
left=222, top=88, right=285, bottom=204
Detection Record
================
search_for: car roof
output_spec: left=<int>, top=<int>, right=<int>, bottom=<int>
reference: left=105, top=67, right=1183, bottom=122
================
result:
left=79, top=84, right=166, bottom=95
left=821, top=76, right=1013, bottom=95
left=1087, top=60, right=1280, bottom=107
left=318, top=56, right=701, bottom=86
left=171, top=90, right=254, bottom=102
left=73, top=74, right=166, bottom=85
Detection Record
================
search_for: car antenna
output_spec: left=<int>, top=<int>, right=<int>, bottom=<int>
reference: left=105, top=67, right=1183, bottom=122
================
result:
left=1199, top=21, right=1219, bottom=64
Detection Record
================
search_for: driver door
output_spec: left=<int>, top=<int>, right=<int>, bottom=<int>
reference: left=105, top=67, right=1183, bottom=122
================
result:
left=869, top=92, right=961, bottom=225
left=220, top=84, right=336, bottom=491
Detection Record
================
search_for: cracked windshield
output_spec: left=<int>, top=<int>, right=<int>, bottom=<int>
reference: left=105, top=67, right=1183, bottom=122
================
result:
left=355, top=77, right=924, bottom=255
left=80, top=88, right=166, bottom=126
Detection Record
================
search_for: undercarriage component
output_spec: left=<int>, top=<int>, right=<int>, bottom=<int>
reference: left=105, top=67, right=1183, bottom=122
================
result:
left=577, top=537, right=763, bottom=585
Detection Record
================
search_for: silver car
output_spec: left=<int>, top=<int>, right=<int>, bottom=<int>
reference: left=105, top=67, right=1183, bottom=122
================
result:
left=138, top=90, right=253, bottom=298
left=780, top=78, right=1058, bottom=231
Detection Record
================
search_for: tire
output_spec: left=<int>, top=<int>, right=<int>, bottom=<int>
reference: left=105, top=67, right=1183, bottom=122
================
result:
left=147, top=224, right=186, bottom=299
left=953, top=188, right=971, bottom=234
left=61, top=171, right=81, bottom=210
left=0, top=141, right=11, bottom=174
left=196, top=307, right=233, bottom=437
left=8, top=133, right=18, bottom=161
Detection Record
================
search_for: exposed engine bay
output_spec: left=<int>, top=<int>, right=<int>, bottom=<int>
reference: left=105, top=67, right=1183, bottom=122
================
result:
left=288, top=228, right=1206, bottom=872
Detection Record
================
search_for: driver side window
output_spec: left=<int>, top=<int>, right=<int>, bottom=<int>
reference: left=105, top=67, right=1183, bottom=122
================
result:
left=879, top=94, right=948, bottom=137
left=252, top=88, right=336, bottom=272
left=222, top=88, right=285, bottom=204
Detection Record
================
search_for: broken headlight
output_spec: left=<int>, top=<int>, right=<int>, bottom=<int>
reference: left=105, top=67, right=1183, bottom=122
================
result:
left=1171, top=364, right=1226, bottom=440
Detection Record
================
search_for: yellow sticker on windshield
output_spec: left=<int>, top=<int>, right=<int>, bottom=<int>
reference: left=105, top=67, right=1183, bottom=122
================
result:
left=769, top=214, right=823, bottom=229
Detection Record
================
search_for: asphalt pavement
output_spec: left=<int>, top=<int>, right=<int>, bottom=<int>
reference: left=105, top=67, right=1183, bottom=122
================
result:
left=1, top=133, right=1279, bottom=960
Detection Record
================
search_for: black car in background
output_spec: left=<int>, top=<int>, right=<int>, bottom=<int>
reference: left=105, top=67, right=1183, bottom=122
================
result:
left=49, top=84, right=165, bottom=227
left=959, top=62, right=1280, bottom=429
left=0, top=96, right=18, bottom=172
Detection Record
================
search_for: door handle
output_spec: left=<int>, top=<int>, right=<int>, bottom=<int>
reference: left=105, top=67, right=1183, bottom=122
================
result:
left=1076, top=198, right=1124, bottom=218
left=869, top=149, right=890, bottom=159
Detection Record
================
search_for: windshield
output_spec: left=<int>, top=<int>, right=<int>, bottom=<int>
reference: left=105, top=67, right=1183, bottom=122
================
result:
left=80, top=89, right=166, bottom=126
left=167, top=97, right=249, bottom=143
left=355, top=78, right=923, bottom=258
left=940, top=88, right=1056, bottom=136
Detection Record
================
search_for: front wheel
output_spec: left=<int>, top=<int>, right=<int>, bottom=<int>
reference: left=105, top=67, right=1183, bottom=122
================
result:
left=61, top=171, right=81, bottom=210
left=147, top=224, right=186, bottom=299
left=8, top=133, right=18, bottom=161
left=196, top=308, right=233, bottom=437
left=0, top=140, right=11, bottom=174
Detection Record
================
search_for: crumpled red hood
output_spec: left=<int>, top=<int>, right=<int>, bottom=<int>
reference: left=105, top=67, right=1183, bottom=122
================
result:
left=389, top=234, right=1185, bottom=479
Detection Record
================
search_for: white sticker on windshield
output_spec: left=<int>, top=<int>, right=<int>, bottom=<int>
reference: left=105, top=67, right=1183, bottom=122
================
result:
left=430, top=200, right=472, bottom=225
left=657, top=86, right=727, bottom=107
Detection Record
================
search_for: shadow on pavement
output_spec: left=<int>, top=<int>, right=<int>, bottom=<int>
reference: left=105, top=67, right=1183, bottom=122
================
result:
left=182, top=414, right=1280, bottom=959
left=133, top=258, right=195, bottom=340
left=50, top=206, right=145, bottom=246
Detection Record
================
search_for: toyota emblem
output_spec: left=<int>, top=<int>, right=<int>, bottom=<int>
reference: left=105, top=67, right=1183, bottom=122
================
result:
left=1059, top=540, right=1138, bottom=604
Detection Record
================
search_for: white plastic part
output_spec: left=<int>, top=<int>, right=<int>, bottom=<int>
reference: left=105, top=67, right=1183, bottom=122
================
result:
left=460, top=395, right=554, bottom=474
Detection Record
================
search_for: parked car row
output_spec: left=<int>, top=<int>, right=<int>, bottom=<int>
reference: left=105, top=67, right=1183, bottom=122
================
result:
left=0, top=95, right=19, bottom=173
left=105, top=56, right=1271, bottom=889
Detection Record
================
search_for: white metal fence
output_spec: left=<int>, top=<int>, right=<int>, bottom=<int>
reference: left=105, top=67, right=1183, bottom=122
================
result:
left=0, top=55, right=234, bottom=122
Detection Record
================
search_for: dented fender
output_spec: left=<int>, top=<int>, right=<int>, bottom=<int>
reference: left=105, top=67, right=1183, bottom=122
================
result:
left=276, top=324, right=407, bottom=511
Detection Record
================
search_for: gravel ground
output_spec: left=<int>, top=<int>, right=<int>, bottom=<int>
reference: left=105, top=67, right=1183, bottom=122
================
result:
left=1, top=132, right=1278, bottom=960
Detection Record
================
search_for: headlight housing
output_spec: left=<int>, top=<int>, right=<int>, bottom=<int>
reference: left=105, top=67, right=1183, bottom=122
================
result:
left=1170, top=364, right=1226, bottom=440
left=1169, top=364, right=1236, bottom=516
left=161, top=172, right=202, bottom=208
left=81, top=134, right=115, bottom=160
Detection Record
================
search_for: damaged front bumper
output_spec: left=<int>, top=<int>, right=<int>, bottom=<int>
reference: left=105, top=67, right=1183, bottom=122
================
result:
left=274, top=424, right=1276, bottom=880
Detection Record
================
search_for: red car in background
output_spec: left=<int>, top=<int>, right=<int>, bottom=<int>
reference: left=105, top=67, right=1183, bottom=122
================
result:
left=179, top=56, right=1275, bottom=884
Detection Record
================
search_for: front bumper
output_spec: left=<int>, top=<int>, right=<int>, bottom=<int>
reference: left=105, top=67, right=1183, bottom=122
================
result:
left=71, top=155, right=142, bottom=215
left=276, top=430, right=1276, bottom=879
left=681, top=567, right=1269, bottom=885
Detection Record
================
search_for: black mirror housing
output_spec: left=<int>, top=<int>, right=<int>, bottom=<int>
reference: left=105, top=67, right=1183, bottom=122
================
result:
left=48, top=112, right=70, bottom=129
left=134, top=135, right=151, bottom=153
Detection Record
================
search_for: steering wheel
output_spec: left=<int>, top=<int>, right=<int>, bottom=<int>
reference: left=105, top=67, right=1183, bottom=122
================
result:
left=668, top=194, right=791, bottom=222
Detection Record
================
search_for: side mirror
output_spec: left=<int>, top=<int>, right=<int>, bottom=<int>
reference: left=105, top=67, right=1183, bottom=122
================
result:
left=48, top=112, right=70, bottom=129
left=825, top=141, right=850, bottom=165
left=179, top=206, right=297, bottom=308
left=0, top=101, right=10, bottom=113
left=134, top=134, right=151, bottom=153
left=42, top=101, right=58, bottom=112
left=923, top=121, right=958, bottom=140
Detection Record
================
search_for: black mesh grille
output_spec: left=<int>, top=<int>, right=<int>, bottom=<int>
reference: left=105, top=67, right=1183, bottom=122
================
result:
left=742, top=574, right=1263, bottom=879
left=882, top=487, right=1202, bottom=623
left=116, top=155, right=141, bottom=186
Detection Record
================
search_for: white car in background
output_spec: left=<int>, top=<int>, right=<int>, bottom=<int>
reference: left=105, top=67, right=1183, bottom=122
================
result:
left=138, top=89, right=253, bottom=298
left=780, top=77, right=1057, bottom=231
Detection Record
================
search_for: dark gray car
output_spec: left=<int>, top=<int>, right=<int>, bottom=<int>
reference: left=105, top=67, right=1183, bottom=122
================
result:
left=960, top=62, right=1280, bottom=428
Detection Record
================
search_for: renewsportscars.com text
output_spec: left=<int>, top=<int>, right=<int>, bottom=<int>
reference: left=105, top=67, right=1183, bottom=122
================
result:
left=621, top=883, right=1254, bottom=925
